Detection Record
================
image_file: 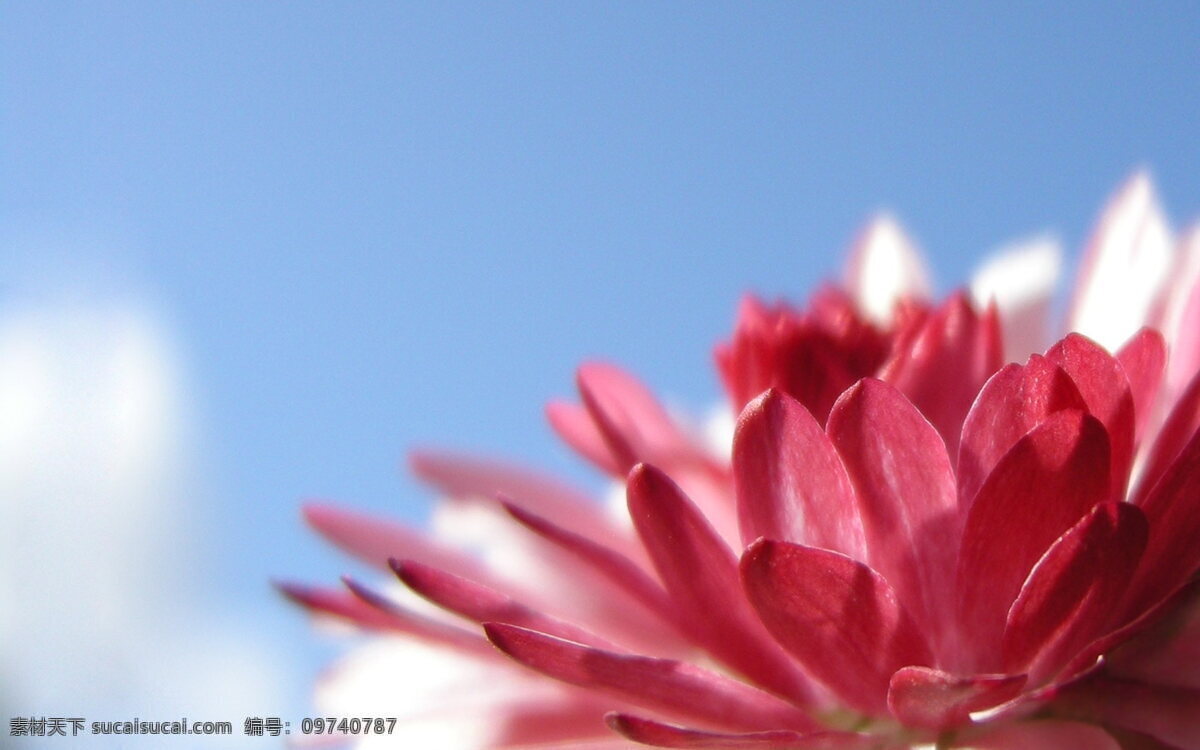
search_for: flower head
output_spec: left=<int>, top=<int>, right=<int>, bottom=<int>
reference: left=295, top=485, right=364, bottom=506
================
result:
left=285, top=174, right=1200, bottom=749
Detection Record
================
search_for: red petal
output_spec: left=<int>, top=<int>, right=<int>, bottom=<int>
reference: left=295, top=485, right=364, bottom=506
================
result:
left=741, top=539, right=932, bottom=715
left=1002, top=503, right=1148, bottom=684
left=826, top=378, right=958, bottom=654
left=1046, top=333, right=1136, bottom=500
left=1125, top=428, right=1200, bottom=615
left=886, top=666, right=1025, bottom=731
left=605, top=713, right=874, bottom=749
left=484, top=623, right=816, bottom=733
left=391, top=559, right=614, bottom=649
left=956, top=410, right=1111, bottom=670
left=732, top=389, right=865, bottom=557
left=957, top=356, right=1087, bottom=511
left=878, top=292, right=1003, bottom=456
left=1116, top=328, right=1167, bottom=444
left=627, top=464, right=818, bottom=707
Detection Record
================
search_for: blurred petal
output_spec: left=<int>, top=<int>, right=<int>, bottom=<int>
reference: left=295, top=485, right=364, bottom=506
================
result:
left=970, top=236, right=1062, bottom=362
left=605, top=713, right=874, bottom=748
left=1070, top=172, right=1174, bottom=352
left=844, top=214, right=932, bottom=326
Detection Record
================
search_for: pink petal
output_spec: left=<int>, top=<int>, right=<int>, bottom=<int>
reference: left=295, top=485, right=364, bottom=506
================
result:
left=1125, top=428, right=1200, bottom=615
left=957, top=356, right=1087, bottom=510
left=957, top=719, right=1121, bottom=750
left=825, top=377, right=958, bottom=655
left=1002, top=502, right=1148, bottom=684
left=1115, top=328, right=1167, bottom=445
left=302, top=502, right=495, bottom=580
left=1055, top=677, right=1200, bottom=750
left=956, top=409, right=1111, bottom=670
left=547, top=399, right=624, bottom=475
left=605, top=713, right=875, bottom=749
left=500, top=501, right=680, bottom=631
left=275, top=581, right=490, bottom=654
left=391, top=559, right=615, bottom=649
left=741, top=539, right=933, bottom=715
left=1069, top=171, right=1174, bottom=353
left=732, top=389, right=865, bottom=557
left=627, top=464, right=818, bottom=707
left=886, top=667, right=1025, bottom=731
left=877, top=292, right=1003, bottom=456
left=574, top=361, right=708, bottom=476
left=483, top=623, right=817, bottom=733
left=408, top=449, right=635, bottom=555
left=1046, top=333, right=1136, bottom=500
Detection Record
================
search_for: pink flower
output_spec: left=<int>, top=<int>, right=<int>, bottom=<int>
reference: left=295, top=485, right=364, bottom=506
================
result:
left=285, top=174, right=1200, bottom=749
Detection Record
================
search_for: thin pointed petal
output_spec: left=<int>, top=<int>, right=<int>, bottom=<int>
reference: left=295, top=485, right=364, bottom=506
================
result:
left=1115, top=328, right=1167, bottom=444
left=484, top=624, right=816, bottom=733
left=628, top=464, right=818, bottom=706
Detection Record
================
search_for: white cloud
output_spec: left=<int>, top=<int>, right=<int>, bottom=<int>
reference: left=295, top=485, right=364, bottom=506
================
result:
left=0, top=291, right=286, bottom=746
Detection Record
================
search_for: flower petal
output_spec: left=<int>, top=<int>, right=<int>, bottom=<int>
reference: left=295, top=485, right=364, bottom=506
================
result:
left=484, top=623, right=816, bottom=733
left=969, top=236, right=1062, bottom=363
left=826, top=378, right=958, bottom=654
left=1069, top=171, right=1174, bottom=353
left=276, top=581, right=490, bottom=653
left=957, top=356, right=1087, bottom=510
left=1002, top=502, right=1148, bottom=684
left=844, top=214, right=932, bottom=326
left=877, top=292, right=1003, bottom=456
left=1126, top=428, right=1200, bottom=615
left=392, top=559, right=616, bottom=649
left=627, top=464, right=818, bottom=707
left=741, top=539, right=933, bottom=715
left=886, top=667, right=1025, bottom=731
left=1132, top=368, right=1200, bottom=507
left=1046, top=333, right=1136, bottom=500
left=1115, top=328, right=1167, bottom=445
left=732, top=389, right=865, bottom=557
left=956, top=409, right=1111, bottom=669
left=605, top=713, right=874, bottom=749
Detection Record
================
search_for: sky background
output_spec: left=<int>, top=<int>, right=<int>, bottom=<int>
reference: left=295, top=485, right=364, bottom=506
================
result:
left=1, top=1, right=1199, bottom=742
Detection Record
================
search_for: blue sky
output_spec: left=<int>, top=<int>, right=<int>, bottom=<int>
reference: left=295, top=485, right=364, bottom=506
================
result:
left=2, top=0, right=1199, bottom=728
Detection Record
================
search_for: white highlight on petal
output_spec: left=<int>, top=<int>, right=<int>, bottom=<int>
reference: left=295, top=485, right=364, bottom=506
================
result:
left=970, top=235, right=1062, bottom=362
left=845, top=214, right=932, bottom=325
left=1070, top=172, right=1174, bottom=351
